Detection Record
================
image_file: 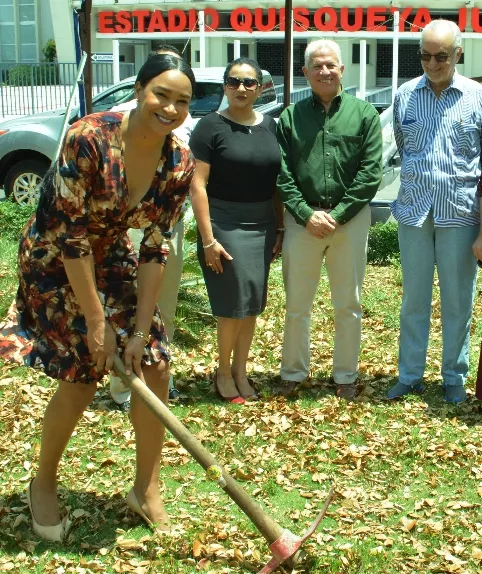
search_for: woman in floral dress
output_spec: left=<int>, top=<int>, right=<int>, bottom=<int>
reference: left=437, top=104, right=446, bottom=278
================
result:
left=0, top=54, right=195, bottom=540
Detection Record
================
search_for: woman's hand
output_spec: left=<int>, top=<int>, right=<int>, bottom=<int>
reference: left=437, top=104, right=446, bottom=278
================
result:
left=124, top=335, right=148, bottom=381
left=204, top=241, right=233, bottom=274
left=473, top=233, right=482, bottom=263
left=87, top=320, right=117, bottom=373
left=272, top=231, right=284, bottom=261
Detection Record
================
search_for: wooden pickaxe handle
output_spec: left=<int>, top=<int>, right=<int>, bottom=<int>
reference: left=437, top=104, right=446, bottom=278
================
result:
left=112, top=356, right=285, bottom=545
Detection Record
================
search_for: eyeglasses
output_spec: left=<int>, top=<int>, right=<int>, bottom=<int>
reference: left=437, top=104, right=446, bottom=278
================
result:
left=419, top=48, right=457, bottom=63
left=225, top=76, right=259, bottom=90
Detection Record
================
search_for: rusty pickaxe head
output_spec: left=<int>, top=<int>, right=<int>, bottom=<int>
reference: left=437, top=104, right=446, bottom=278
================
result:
left=113, top=358, right=335, bottom=574
left=258, top=487, right=334, bottom=574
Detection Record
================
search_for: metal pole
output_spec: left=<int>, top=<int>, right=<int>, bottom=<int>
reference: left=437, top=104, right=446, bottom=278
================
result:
left=359, top=40, right=367, bottom=101
left=78, top=0, right=93, bottom=115
left=30, top=65, right=35, bottom=115
left=113, top=40, right=120, bottom=84
left=234, top=39, right=241, bottom=59
left=73, top=10, right=86, bottom=118
left=199, top=10, right=206, bottom=68
left=283, top=2, right=293, bottom=108
left=392, top=10, right=400, bottom=103
left=0, top=73, right=4, bottom=118
left=54, top=52, right=88, bottom=164
left=290, top=23, right=294, bottom=93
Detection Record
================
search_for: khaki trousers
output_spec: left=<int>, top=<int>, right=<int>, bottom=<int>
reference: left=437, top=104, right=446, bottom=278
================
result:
left=110, top=220, right=184, bottom=404
left=280, top=206, right=370, bottom=385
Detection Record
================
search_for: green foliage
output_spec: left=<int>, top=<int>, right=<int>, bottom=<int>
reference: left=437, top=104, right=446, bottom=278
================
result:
left=173, top=208, right=214, bottom=345
left=0, top=236, right=18, bottom=318
left=367, top=221, right=400, bottom=266
left=0, top=201, right=34, bottom=242
left=7, top=63, right=59, bottom=86
left=42, top=39, right=57, bottom=62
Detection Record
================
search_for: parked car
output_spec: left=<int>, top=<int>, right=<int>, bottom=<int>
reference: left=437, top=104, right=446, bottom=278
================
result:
left=0, top=68, right=281, bottom=205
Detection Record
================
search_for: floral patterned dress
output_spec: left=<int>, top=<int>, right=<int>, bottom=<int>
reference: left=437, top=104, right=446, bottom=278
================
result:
left=0, top=112, right=195, bottom=383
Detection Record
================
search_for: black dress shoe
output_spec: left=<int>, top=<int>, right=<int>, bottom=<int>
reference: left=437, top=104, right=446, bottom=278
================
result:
left=273, top=380, right=299, bottom=397
left=336, top=383, right=357, bottom=401
left=168, top=388, right=181, bottom=401
left=113, top=400, right=130, bottom=412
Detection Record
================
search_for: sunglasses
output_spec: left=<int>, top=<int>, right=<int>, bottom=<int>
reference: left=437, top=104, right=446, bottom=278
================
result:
left=225, top=76, right=259, bottom=90
left=419, top=48, right=456, bottom=63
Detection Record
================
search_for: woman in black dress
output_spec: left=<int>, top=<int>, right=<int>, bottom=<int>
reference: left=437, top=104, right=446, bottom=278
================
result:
left=190, top=58, right=283, bottom=403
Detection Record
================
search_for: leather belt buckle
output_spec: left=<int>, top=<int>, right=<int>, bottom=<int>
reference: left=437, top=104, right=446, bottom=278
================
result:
left=309, top=202, right=331, bottom=211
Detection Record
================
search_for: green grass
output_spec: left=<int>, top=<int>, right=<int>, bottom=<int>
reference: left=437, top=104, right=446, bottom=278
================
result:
left=2, top=236, right=482, bottom=573
left=0, top=236, right=18, bottom=318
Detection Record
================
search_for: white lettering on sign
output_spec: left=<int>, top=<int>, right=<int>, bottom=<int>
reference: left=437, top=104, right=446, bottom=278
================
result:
left=92, top=53, right=113, bottom=62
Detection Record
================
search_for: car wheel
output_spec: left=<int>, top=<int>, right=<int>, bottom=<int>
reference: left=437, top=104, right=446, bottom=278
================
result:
left=4, top=159, right=50, bottom=206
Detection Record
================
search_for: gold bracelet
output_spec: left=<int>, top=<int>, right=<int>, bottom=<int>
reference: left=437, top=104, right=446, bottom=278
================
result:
left=133, top=330, right=150, bottom=345
left=202, top=239, right=217, bottom=249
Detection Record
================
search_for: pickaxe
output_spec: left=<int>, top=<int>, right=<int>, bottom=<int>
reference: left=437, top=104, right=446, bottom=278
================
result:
left=113, top=356, right=334, bottom=573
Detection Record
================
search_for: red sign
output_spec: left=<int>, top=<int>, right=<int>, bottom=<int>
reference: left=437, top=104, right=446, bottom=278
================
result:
left=98, top=7, right=482, bottom=34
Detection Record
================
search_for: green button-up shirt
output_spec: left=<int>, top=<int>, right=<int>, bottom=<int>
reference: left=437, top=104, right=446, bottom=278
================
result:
left=276, top=90, right=383, bottom=225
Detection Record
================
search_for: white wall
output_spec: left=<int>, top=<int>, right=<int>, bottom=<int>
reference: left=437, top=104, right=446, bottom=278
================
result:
left=48, top=0, right=75, bottom=62
left=38, top=0, right=55, bottom=53
left=209, top=38, right=225, bottom=66
left=340, top=39, right=377, bottom=89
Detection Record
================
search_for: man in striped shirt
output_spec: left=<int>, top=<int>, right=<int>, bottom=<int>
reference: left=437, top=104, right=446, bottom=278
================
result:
left=389, top=19, right=482, bottom=403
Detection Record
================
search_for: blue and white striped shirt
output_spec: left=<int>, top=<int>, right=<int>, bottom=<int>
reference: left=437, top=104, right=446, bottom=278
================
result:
left=391, top=73, right=482, bottom=227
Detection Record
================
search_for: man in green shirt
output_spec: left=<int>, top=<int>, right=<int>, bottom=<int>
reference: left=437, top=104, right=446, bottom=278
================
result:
left=276, top=39, right=382, bottom=400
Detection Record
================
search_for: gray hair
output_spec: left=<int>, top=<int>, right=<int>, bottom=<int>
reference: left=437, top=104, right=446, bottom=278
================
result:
left=304, top=39, right=343, bottom=68
left=420, top=19, right=462, bottom=50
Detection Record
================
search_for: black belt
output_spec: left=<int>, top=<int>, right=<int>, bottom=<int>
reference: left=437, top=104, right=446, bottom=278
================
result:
left=308, top=202, right=332, bottom=209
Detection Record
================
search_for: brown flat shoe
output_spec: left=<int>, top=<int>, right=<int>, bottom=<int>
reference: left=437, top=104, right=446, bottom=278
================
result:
left=274, top=380, right=299, bottom=397
left=336, top=383, right=357, bottom=401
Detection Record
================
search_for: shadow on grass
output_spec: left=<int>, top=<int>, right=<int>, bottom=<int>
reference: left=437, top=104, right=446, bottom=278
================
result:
left=355, top=375, right=482, bottom=426
left=0, top=488, right=153, bottom=556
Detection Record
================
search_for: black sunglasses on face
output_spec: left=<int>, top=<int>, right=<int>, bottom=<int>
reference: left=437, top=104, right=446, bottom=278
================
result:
left=225, top=76, right=259, bottom=90
left=419, top=48, right=457, bottom=63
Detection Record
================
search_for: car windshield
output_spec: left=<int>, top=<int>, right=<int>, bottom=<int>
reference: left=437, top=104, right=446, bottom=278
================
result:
left=69, top=80, right=223, bottom=122
left=189, top=82, right=223, bottom=117
left=92, top=86, right=134, bottom=113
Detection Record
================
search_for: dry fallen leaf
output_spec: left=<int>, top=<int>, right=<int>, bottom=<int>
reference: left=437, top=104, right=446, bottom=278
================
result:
left=400, top=517, right=417, bottom=532
left=193, top=538, right=203, bottom=558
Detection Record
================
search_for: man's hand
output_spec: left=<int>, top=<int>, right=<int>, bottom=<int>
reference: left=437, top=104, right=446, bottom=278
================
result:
left=306, top=210, right=338, bottom=239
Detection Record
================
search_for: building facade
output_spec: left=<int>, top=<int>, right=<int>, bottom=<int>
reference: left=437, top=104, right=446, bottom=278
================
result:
left=0, top=0, right=54, bottom=63
left=4, top=1, right=482, bottom=90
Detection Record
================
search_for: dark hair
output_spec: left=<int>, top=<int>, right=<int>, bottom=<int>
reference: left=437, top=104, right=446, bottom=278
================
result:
left=136, top=54, right=195, bottom=93
left=223, top=57, right=263, bottom=85
left=148, top=43, right=182, bottom=59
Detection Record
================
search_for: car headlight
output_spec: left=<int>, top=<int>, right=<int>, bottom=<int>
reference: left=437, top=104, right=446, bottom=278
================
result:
left=0, top=130, right=9, bottom=137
